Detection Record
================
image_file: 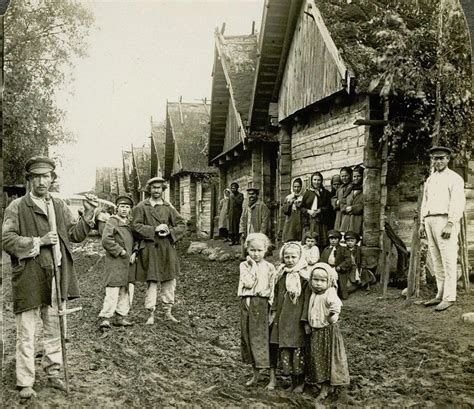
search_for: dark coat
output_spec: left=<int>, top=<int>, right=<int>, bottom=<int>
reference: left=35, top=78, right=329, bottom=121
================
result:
left=332, top=183, right=353, bottom=231
left=228, top=192, right=244, bottom=235
left=2, top=194, right=92, bottom=313
left=301, top=188, right=332, bottom=247
left=131, top=199, right=186, bottom=282
left=320, top=244, right=352, bottom=300
left=282, top=196, right=303, bottom=242
left=101, top=215, right=136, bottom=287
left=343, top=189, right=364, bottom=235
left=270, top=273, right=307, bottom=348
left=239, top=200, right=270, bottom=237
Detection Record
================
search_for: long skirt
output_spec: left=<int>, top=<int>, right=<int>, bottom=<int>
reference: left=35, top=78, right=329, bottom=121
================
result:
left=308, top=324, right=350, bottom=386
left=280, top=347, right=305, bottom=375
left=240, top=296, right=270, bottom=368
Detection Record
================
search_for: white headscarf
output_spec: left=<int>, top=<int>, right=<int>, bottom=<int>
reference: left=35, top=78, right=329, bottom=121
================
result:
left=285, top=177, right=306, bottom=212
left=309, top=262, right=339, bottom=289
left=278, top=241, right=308, bottom=304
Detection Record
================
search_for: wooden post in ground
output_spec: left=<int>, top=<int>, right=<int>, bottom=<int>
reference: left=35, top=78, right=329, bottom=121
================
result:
left=407, top=185, right=424, bottom=299
left=460, top=212, right=471, bottom=290
left=380, top=233, right=392, bottom=295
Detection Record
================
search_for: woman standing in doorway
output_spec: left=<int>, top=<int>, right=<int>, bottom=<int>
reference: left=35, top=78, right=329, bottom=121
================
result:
left=282, top=177, right=305, bottom=243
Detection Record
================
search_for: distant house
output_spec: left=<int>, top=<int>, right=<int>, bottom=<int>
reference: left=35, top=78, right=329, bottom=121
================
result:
left=130, top=144, right=151, bottom=204
left=208, top=29, right=279, bottom=240
left=250, top=0, right=472, bottom=270
left=150, top=117, right=166, bottom=179
left=164, top=100, right=216, bottom=236
left=95, top=166, right=126, bottom=203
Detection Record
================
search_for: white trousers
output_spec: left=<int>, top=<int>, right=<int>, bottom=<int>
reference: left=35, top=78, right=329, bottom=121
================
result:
left=15, top=279, right=65, bottom=387
left=145, top=279, right=176, bottom=311
left=98, top=283, right=135, bottom=318
left=424, top=216, right=459, bottom=302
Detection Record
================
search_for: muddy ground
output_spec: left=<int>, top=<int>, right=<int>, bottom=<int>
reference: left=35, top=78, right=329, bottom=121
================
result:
left=2, top=237, right=474, bottom=408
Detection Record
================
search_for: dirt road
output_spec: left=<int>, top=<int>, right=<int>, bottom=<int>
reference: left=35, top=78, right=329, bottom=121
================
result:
left=2, top=237, right=474, bottom=407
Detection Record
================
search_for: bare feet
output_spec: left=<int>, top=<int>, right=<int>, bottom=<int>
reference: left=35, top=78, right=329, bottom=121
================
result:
left=315, top=383, right=330, bottom=401
left=19, top=387, right=36, bottom=399
left=246, top=369, right=260, bottom=386
left=293, top=382, right=304, bottom=393
left=145, top=313, right=154, bottom=325
left=266, top=369, right=277, bottom=390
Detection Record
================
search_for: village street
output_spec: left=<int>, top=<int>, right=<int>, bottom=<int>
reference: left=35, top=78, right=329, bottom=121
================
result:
left=2, top=237, right=474, bottom=408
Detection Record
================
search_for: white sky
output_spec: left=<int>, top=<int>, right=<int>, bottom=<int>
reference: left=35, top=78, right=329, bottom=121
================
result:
left=55, top=0, right=262, bottom=194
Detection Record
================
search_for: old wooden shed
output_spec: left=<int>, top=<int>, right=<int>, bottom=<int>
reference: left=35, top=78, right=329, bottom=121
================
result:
left=165, top=100, right=216, bottom=236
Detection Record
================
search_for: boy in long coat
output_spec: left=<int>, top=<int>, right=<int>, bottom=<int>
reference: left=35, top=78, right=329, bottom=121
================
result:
left=2, top=156, right=97, bottom=398
left=99, top=195, right=136, bottom=328
left=131, top=177, right=186, bottom=324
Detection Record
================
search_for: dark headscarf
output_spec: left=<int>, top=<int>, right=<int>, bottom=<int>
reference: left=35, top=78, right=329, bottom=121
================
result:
left=352, top=166, right=364, bottom=191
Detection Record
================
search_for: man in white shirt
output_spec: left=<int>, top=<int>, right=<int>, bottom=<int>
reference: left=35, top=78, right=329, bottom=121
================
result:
left=419, top=146, right=466, bottom=311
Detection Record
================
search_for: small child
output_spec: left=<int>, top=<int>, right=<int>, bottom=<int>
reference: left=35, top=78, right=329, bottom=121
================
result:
left=99, top=195, right=137, bottom=328
left=344, top=231, right=376, bottom=292
left=270, top=241, right=309, bottom=393
left=302, top=232, right=320, bottom=266
left=303, top=262, right=350, bottom=401
left=238, top=233, right=278, bottom=390
left=320, top=230, right=351, bottom=300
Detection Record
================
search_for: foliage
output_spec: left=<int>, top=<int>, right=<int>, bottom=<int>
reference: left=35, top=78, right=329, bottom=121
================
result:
left=3, top=0, right=94, bottom=184
left=319, top=0, right=471, bottom=164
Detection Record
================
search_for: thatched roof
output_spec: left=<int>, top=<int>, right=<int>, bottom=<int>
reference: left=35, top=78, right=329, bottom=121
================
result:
left=165, top=101, right=215, bottom=177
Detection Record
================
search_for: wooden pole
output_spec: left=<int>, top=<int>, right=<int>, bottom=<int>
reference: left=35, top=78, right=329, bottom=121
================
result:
left=407, top=184, right=424, bottom=299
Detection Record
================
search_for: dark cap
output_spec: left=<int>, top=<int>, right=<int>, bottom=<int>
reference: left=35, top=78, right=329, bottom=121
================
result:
left=25, top=156, right=56, bottom=175
left=328, top=230, right=342, bottom=239
left=429, top=146, right=452, bottom=155
left=344, top=231, right=360, bottom=241
left=115, top=195, right=134, bottom=207
left=247, top=187, right=259, bottom=194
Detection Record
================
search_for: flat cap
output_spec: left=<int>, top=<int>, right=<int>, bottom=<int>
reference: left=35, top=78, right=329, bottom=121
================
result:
left=328, top=230, right=342, bottom=239
left=429, top=146, right=452, bottom=155
left=247, top=187, right=259, bottom=194
left=146, top=176, right=167, bottom=186
left=344, top=231, right=360, bottom=241
left=115, top=195, right=134, bottom=207
left=25, top=156, right=55, bottom=175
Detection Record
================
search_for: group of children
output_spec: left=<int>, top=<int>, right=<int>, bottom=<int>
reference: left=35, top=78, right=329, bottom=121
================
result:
left=238, top=232, right=350, bottom=401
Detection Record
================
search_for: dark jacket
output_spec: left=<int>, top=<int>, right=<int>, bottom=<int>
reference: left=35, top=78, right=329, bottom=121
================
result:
left=228, top=191, right=244, bottom=235
left=320, top=244, right=352, bottom=299
left=270, top=273, right=308, bottom=348
left=131, top=199, right=186, bottom=282
left=102, top=215, right=136, bottom=287
left=301, top=188, right=332, bottom=246
left=2, top=194, right=92, bottom=313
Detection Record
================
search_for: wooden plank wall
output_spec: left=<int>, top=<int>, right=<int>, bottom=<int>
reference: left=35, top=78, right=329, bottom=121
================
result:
left=179, top=175, right=191, bottom=220
left=225, top=155, right=252, bottom=191
left=278, top=1, right=345, bottom=121
left=290, top=96, right=368, bottom=185
left=277, top=127, right=292, bottom=242
left=223, top=97, right=242, bottom=152
left=190, top=177, right=196, bottom=226
left=201, top=186, right=212, bottom=234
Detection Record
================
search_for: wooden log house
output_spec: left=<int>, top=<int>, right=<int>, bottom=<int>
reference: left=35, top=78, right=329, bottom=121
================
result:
left=150, top=116, right=166, bottom=179
left=208, top=27, right=279, bottom=239
left=164, top=100, right=216, bottom=236
left=128, top=144, right=151, bottom=204
left=250, top=0, right=472, bottom=273
left=95, top=166, right=127, bottom=203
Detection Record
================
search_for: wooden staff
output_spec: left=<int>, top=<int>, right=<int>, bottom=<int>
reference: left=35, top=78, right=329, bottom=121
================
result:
left=45, top=195, right=83, bottom=395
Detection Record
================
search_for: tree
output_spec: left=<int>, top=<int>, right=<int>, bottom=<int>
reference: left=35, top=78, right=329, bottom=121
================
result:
left=3, top=0, right=94, bottom=184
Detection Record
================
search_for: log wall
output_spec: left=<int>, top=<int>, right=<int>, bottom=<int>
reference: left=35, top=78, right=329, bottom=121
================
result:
left=290, top=96, right=368, bottom=186
left=179, top=175, right=191, bottom=221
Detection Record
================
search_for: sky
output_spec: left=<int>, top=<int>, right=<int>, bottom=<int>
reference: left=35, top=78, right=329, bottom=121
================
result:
left=55, top=0, right=262, bottom=194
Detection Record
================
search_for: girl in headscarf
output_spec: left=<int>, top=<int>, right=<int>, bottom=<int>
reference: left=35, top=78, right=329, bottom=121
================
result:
left=342, top=166, right=364, bottom=236
left=270, top=241, right=309, bottom=392
left=301, top=172, right=332, bottom=251
left=302, top=262, right=350, bottom=401
left=282, top=177, right=305, bottom=242
left=332, top=167, right=353, bottom=231
left=218, top=188, right=231, bottom=241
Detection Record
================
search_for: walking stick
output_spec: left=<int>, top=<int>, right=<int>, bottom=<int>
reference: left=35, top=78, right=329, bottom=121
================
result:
left=45, top=195, right=82, bottom=395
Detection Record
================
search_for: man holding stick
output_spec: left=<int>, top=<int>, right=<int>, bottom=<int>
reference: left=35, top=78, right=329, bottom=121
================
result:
left=2, top=156, right=98, bottom=398
left=419, top=146, right=466, bottom=311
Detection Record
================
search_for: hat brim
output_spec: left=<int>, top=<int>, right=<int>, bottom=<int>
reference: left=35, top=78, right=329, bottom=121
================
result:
left=27, top=166, right=55, bottom=175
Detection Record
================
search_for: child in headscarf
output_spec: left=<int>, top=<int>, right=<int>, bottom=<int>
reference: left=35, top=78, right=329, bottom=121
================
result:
left=270, top=241, right=309, bottom=392
left=238, top=233, right=278, bottom=390
left=302, top=262, right=350, bottom=402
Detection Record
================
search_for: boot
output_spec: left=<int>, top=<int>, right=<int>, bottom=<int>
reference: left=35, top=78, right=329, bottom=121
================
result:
left=163, top=305, right=179, bottom=323
left=145, top=311, right=154, bottom=325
